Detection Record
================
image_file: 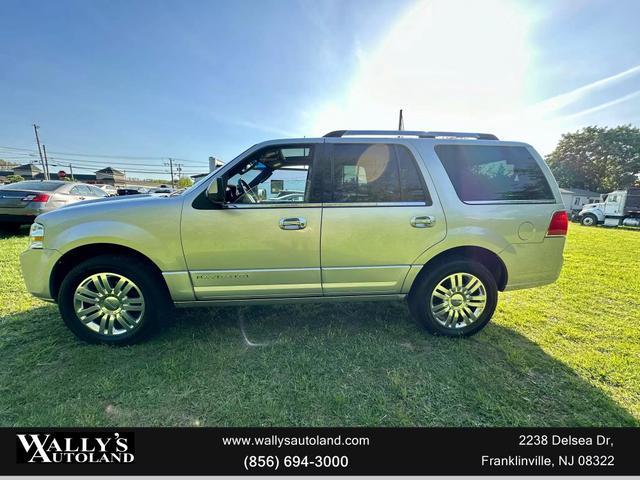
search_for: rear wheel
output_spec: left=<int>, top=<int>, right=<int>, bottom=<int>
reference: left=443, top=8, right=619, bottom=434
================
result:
left=408, top=259, right=498, bottom=337
left=580, top=214, right=598, bottom=226
left=58, top=255, right=170, bottom=345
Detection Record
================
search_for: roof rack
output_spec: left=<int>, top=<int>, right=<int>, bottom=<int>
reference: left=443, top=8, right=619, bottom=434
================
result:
left=323, top=130, right=498, bottom=140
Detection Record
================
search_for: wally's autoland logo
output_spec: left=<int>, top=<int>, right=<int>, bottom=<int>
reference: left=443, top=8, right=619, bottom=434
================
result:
left=16, top=432, right=134, bottom=464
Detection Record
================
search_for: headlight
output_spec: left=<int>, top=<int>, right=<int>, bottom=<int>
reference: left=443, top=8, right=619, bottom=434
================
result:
left=29, top=223, right=45, bottom=249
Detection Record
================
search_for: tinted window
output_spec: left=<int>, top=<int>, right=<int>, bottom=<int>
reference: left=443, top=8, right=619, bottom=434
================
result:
left=332, top=144, right=399, bottom=202
left=435, top=145, right=554, bottom=202
left=0, top=181, right=64, bottom=191
left=396, top=145, right=430, bottom=203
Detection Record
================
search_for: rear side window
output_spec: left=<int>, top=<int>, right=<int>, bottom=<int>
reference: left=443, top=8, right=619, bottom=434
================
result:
left=397, top=145, right=431, bottom=203
left=435, top=145, right=554, bottom=202
left=331, top=143, right=429, bottom=203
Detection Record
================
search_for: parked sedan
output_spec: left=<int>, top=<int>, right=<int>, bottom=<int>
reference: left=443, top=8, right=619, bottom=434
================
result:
left=0, top=180, right=107, bottom=230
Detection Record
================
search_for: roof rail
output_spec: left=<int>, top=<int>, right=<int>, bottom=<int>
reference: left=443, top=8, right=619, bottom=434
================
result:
left=323, top=130, right=498, bottom=140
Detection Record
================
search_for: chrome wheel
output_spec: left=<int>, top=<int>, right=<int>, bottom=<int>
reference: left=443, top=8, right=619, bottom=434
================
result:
left=73, top=272, right=145, bottom=336
left=429, top=272, right=487, bottom=329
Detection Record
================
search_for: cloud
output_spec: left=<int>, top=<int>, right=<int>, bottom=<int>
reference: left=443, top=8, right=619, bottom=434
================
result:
left=532, top=64, right=640, bottom=116
left=560, top=89, right=640, bottom=120
left=305, top=0, right=640, bottom=154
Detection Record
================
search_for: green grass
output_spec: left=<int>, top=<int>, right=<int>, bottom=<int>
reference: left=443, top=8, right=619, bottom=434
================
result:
left=0, top=225, right=638, bottom=427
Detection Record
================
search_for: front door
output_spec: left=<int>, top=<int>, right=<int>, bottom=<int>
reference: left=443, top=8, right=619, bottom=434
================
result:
left=320, top=141, right=446, bottom=295
left=181, top=143, right=323, bottom=300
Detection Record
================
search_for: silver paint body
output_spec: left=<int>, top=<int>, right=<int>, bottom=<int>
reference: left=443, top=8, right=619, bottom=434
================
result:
left=20, top=137, right=566, bottom=306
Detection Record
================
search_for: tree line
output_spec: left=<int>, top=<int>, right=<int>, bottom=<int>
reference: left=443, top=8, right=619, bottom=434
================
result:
left=545, top=125, right=640, bottom=193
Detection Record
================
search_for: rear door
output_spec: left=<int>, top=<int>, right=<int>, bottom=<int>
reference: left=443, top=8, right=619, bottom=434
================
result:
left=320, top=141, right=446, bottom=295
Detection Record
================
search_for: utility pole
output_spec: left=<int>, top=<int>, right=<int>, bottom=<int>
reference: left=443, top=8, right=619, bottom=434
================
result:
left=398, top=109, right=404, bottom=131
left=69, top=163, right=75, bottom=181
left=164, top=158, right=175, bottom=188
left=42, top=144, right=51, bottom=180
left=33, top=124, right=48, bottom=180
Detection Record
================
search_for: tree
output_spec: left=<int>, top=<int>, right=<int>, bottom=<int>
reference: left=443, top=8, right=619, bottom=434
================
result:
left=6, top=175, right=24, bottom=184
left=177, top=177, right=193, bottom=188
left=546, top=125, right=640, bottom=193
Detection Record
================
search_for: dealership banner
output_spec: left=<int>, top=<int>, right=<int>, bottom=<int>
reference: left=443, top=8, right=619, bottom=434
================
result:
left=1, top=427, right=638, bottom=475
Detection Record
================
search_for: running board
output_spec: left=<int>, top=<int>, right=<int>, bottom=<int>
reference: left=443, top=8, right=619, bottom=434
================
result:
left=174, top=294, right=406, bottom=308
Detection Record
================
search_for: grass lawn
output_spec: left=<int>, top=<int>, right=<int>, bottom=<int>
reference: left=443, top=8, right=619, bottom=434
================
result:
left=0, top=225, right=638, bottom=427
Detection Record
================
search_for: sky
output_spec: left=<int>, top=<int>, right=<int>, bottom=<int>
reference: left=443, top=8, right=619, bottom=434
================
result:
left=1, top=0, right=639, bottom=179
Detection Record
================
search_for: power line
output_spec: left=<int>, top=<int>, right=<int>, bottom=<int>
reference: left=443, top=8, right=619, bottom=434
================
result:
left=0, top=144, right=202, bottom=165
left=0, top=150, right=207, bottom=171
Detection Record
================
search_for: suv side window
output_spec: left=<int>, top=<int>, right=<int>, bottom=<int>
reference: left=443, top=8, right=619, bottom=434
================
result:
left=396, top=145, right=431, bottom=204
left=330, top=143, right=430, bottom=204
left=435, top=145, right=554, bottom=202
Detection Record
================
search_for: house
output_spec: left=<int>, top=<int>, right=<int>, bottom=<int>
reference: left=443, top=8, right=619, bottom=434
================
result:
left=95, top=167, right=125, bottom=186
left=0, top=163, right=127, bottom=186
left=14, top=163, right=43, bottom=179
left=560, top=188, right=601, bottom=213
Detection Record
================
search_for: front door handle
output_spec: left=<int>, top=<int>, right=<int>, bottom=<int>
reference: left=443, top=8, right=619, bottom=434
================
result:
left=279, top=217, right=307, bottom=230
left=411, top=215, right=436, bottom=228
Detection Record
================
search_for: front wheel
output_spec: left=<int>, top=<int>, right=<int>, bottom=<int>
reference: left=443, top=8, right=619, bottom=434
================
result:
left=408, top=260, right=498, bottom=337
left=58, top=255, right=170, bottom=345
left=580, top=214, right=598, bottom=226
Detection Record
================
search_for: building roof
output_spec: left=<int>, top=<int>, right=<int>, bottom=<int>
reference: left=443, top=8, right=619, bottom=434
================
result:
left=559, top=187, right=601, bottom=197
left=15, top=163, right=42, bottom=173
left=95, top=167, right=125, bottom=175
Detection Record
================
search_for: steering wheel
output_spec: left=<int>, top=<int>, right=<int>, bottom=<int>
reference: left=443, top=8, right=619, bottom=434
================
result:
left=237, top=179, right=257, bottom=203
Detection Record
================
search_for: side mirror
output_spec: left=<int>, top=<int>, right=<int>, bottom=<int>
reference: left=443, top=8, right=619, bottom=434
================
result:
left=207, top=177, right=227, bottom=207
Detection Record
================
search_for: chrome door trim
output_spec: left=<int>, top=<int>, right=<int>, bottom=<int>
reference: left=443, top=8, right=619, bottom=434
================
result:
left=321, top=264, right=410, bottom=271
left=190, top=267, right=319, bottom=274
left=226, top=203, right=322, bottom=209
left=321, top=201, right=427, bottom=208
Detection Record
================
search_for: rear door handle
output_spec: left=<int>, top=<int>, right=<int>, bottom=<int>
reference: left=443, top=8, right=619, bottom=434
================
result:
left=279, top=217, right=307, bottom=230
left=411, top=215, right=436, bottom=228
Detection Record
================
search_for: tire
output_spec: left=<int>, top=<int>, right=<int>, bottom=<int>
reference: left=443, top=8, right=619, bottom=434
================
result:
left=408, top=259, right=498, bottom=337
left=580, top=214, right=598, bottom=227
left=58, top=255, right=171, bottom=345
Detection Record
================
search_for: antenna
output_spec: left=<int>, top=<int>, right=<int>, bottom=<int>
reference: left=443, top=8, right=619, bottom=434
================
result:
left=398, top=109, right=404, bottom=131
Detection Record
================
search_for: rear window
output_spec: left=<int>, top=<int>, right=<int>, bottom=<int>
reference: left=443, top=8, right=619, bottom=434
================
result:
left=0, top=181, right=63, bottom=191
left=435, top=145, right=554, bottom=202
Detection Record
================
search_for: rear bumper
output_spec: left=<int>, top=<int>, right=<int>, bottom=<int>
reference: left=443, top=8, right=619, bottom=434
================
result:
left=0, top=205, right=52, bottom=224
left=499, top=237, right=565, bottom=291
left=19, top=248, right=61, bottom=301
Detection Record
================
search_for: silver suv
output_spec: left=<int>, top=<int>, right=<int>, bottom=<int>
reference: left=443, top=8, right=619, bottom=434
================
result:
left=20, top=130, right=568, bottom=344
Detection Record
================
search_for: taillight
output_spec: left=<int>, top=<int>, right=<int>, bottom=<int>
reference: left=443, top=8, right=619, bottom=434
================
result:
left=547, top=210, right=568, bottom=236
left=22, top=193, right=50, bottom=203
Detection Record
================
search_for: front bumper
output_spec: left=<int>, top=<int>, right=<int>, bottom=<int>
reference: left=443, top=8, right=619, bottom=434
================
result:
left=19, top=248, right=61, bottom=302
